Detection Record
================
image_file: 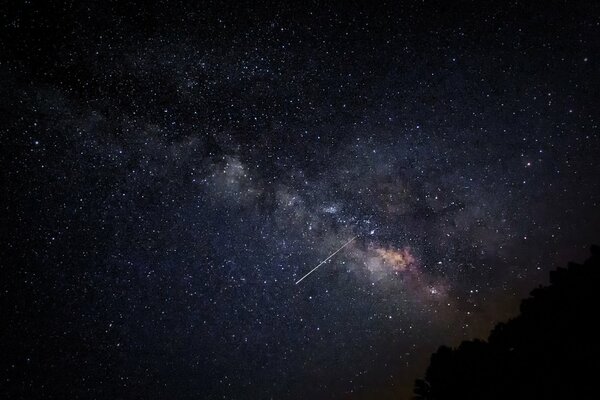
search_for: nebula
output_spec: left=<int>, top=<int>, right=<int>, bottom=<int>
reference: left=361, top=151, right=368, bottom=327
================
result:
left=374, top=246, right=416, bottom=271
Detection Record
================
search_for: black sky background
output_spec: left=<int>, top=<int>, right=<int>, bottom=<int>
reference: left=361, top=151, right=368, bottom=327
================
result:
left=2, top=1, right=600, bottom=399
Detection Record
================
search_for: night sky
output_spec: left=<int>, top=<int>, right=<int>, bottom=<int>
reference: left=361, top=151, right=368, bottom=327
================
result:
left=2, top=1, right=600, bottom=399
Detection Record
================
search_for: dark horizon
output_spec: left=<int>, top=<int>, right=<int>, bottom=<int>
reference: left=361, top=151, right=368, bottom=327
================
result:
left=414, top=245, right=600, bottom=399
left=2, top=1, right=600, bottom=399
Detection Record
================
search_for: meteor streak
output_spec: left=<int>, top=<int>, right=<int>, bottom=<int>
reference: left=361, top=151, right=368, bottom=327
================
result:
left=295, top=235, right=358, bottom=285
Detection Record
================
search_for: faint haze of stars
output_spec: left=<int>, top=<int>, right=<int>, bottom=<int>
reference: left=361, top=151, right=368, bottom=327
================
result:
left=2, top=1, right=600, bottom=400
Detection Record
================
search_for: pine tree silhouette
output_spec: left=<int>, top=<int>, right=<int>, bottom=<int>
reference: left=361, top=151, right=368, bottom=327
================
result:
left=414, top=245, right=600, bottom=400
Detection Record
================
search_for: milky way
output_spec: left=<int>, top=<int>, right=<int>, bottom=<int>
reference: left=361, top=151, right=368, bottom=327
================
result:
left=3, top=2, right=600, bottom=399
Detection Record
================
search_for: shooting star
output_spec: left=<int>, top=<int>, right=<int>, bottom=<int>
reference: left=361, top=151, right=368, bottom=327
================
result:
left=295, top=235, right=358, bottom=285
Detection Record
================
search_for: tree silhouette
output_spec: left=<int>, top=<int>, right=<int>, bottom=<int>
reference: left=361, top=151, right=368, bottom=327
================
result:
left=414, top=245, right=600, bottom=400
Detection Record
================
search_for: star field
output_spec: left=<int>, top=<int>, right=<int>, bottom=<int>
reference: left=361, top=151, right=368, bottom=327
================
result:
left=2, top=2, right=600, bottom=399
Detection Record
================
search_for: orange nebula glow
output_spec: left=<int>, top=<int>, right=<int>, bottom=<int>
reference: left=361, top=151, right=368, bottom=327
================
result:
left=374, top=246, right=416, bottom=271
